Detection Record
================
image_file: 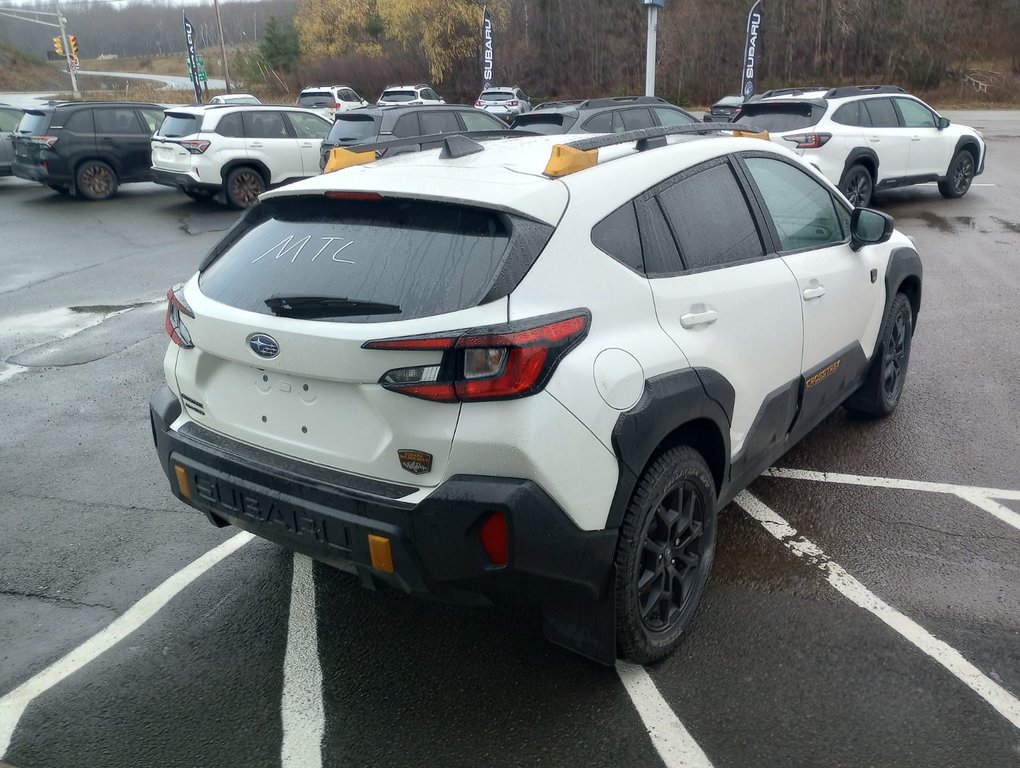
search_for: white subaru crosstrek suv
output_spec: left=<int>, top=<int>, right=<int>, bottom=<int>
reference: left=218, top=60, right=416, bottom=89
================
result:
left=737, top=85, right=985, bottom=207
left=296, top=85, right=369, bottom=121
left=377, top=84, right=445, bottom=106
left=151, top=124, right=922, bottom=664
left=150, top=104, right=331, bottom=208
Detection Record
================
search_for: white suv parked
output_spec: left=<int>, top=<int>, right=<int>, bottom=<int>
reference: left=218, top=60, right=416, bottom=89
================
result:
left=150, top=104, right=331, bottom=208
left=377, top=84, right=445, bottom=106
left=738, top=85, right=986, bottom=206
left=151, top=125, right=922, bottom=665
left=297, top=85, right=369, bottom=121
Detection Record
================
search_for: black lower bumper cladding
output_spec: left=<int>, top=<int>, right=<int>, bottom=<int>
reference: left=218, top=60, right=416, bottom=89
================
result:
left=149, top=385, right=619, bottom=663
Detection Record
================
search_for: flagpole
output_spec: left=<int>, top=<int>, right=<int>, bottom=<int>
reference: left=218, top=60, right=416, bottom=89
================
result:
left=213, top=0, right=232, bottom=93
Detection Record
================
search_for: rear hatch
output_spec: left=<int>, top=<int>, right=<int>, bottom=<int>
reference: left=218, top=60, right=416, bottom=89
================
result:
left=479, top=91, right=517, bottom=109
left=12, top=109, right=53, bottom=166
left=736, top=100, right=826, bottom=149
left=171, top=193, right=552, bottom=487
left=152, top=111, right=204, bottom=173
left=510, top=112, right=577, bottom=134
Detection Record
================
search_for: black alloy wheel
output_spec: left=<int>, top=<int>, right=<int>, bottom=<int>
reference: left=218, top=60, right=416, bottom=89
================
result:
left=845, top=292, right=913, bottom=418
left=882, top=303, right=910, bottom=402
left=225, top=166, right=266, bottom=208
left=75, top=161, right=118, bottom=201
left=841, top=164, right=873, bottom=207
left=938, top=150, right=975, bottom=198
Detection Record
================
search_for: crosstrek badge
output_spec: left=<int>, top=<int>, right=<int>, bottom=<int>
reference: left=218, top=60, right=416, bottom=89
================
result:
left=398, top=449, right=433, bottom=475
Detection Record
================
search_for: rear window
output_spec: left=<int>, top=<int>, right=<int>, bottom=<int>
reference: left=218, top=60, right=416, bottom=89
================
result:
left=199, top=197, right=550, bottom=323
left=737, top=102, right=825, bottom=131
left=511, top=114, right=575, bottom=134
left=17, top=111, right=50, bottom=135
left=298, top=92, right=333, bottom=107
left=158, top=113, right=201, bottom=138
left=381, top=90, right=417, bottom=103
left=480, top=91, right=515, bottom=101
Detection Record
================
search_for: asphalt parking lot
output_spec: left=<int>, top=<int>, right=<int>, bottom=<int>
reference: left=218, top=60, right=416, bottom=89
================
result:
left=1, top=111, right=1018, bottom=768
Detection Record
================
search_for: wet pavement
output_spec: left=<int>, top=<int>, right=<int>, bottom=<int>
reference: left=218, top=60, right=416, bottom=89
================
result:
left=1, top=112, right=1018, bottom=767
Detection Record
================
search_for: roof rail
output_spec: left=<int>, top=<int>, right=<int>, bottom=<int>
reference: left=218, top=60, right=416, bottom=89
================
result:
left=533, top=99, right=585, bottom=111
left=323, top=129, right=535, bottom=172
left=757, top=86, right=830, bottom=99
left=564, top=121, right=764, bottom=152
left=579, top=95, right=669, bottom=109
left=823, top=84, right=906, bottom=99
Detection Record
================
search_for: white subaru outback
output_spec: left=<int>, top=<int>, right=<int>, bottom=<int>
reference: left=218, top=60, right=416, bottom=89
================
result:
left=150, top=124, right=922, bottom=664
left=737, top=85, right=985, bottom=207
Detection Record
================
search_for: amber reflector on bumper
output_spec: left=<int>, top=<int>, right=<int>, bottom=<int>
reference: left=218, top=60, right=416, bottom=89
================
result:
left=174, top=465, right=192, bottom=499
left=368, top=534, right=395, bottom=573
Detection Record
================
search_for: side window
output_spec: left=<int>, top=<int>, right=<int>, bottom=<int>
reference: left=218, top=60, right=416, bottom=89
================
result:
left=653, top=106, right=696, bottom=126
left=341, top=89, right=359, bottom=102
left=424, top=89, right=441, bottom=101
left=591, top=202, right=643, bottom=272
left=744, top=156, right=846, bottom=251
left=894, top=98, right=936, bottom=128
left=94, top=108, right=142, bottom=134
left=862, top=98, right=899, bottom=128
left=243, top=111, right=290, bottom=139
left=619, top=108, right=654, bottom=131
left=581, top=112, right=612, bottom=133
left=63, top=109, right=94, bottom=134
left=831, top=102, right=866, bottom=127
left=460, top=110, right=505, bottom=131
left=216, top=112, right=244, bottom=137
left=287, top=112, right=329, bottom=139
left=392, top=113, right=420, bottom=138
left=657, top=161, right=765, bottom=271
left=0, top=109, right=19, bottom=132
left=138, top=109, right=164, bottom=134
left=419, top=111, right=461, bottom=134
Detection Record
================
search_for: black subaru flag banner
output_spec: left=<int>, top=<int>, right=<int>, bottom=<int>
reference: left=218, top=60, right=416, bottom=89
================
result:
left=183, top=13, right=203, bottom=104
left=482, top=6, right=494, bottom=90
left=741, top=0, right=764, bottom=99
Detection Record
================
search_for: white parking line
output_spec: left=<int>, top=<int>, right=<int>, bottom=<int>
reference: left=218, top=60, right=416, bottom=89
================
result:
left=765, top=468, right=1020, bottom=532
left=0, top=531, right=254, bottom=758
left=735, top=491, right=1020, bottom=731
left=616, top=661, right=714, bottom=768
left=280, top=554, right=324, bottom=768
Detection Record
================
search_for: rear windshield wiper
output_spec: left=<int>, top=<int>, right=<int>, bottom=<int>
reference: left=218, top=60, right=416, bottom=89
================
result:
left=265, top=295, right=401, bottom=318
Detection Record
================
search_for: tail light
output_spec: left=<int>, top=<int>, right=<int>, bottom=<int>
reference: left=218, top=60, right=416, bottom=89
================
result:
left=475, top=99, right=483, bottom=106
left=479, top=511, right=508, bottom=566
left=30, top=136, right=59, bottom=147
left=783, top=132, right=832, bottom=149
left=331, top=102, right=341, bottom=109
left=363, top=309, right=590, bottom=402
left=164, top=286, right=195, bottom=349
left=179, top=139, right=210, bottom=154
left=508, top=99, right=519, bottom=107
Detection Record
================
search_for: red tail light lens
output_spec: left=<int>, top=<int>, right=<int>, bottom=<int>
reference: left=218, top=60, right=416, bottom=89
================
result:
left=164, top=286, right=195, bottom=349
left=479, top=511, right=508, bottom=566
left=30, top=136, right=59, bottom=148
left=179, top=139, right=210, bottom=154
left=364, top=309, right=590, bottom=402
left=782, top=132, right=832, bottom=149
left=475, top=99, right=483, bottom=106
left=508, top=99, right=519, bottom=107
left=331, top=102, right=341, bottom=109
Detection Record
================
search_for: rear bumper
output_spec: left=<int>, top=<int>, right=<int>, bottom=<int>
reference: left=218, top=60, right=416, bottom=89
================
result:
left=150, top=385, right=619, bottom=662
left=13, top=159, right=68, bottom=184
left=151, top=167, right=219, bottom=193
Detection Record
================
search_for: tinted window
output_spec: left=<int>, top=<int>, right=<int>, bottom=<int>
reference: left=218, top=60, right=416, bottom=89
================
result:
left=158, top=113, right=200, bottom=138
left=243, top=112, right=290, bottom=139
left=94, top=108, right=141, bottom=134
left=423, top=89, right=440, bottom=101
left=831, top=102, right=870, bottom=127
left=658, top=162, right=764, bottom=270
left=592, top=203, right=643, bottom=272
left=63, top=109, right=93, bottom=134
left=863, top=98, right=899, bottom=128
left=216, top=112, right=244, bottom=137
left=419, top=111, right=460, bottom=134
left=511, top=114, right=574, bottom=134
left=298, top=92, right=333, bottom=107
left=382, top=90, right=418, bottom=103
left=744, top=157, right=845, bottom=251
left=619, top=108, right=655, bottom=131
left=139, top=109, right=164, bottom=134
left=894, top=98, right=936, bottom=128
left=460, top=110, right=506, bottom=131
left=17, top=111, right=50, bottom=135
left=480, top=91, right=515, bottom=101
left=328, top=114, right=379, bottom=142
left=581, top=112, right=612, bottom=132
left=199, top=197, right=515, bottom=323
left=339, top=89, right=358, bottom=101
left=654, top=106, right=696, bottom=126
left=737, top=102, right=824, bottom=131
left=288, top=111, right=329, bottom=139
left=0, top=108, right=20, bottom=132
left=391, top=113, right=420, bottom=138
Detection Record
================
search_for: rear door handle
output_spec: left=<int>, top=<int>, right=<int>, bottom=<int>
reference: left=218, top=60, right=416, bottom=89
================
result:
left=803, top=286, right=826, bottom=301
left=679, top=309, right=719, bottom=329
left=249, top=141, right=263, bottom=148
left=911, top=135, right=922, bottom=141
left=868, top=136, right=881, bottom=143
left=300, top=142, right=315, bottom=148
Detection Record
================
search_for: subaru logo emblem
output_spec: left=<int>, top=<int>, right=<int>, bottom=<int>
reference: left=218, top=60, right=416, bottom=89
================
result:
left=248, top=333, right=279, bottom=359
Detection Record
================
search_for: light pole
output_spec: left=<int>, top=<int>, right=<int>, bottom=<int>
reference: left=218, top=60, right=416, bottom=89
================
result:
left=212, top=0, right=232, bottom=93
left=0, top=2, right=80, bottom=98
left=642, top=0, right=664, bottom=98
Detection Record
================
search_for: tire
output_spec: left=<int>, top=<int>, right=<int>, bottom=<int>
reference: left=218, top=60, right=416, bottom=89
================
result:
left=183, top=188, right=216, bottom=200
left=75, top=160, right=118, bottom=201
left=614, top=446, right=717, bottom=664
left=938, top=150, right=976, bottom=198
left=224, top=166, right=265, bottom=209
left=840, top=163, right=873, bottom=207
left=845, top=293, right=913, bottom=418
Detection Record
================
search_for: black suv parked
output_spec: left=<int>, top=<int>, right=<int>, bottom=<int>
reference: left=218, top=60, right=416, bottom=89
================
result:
left=319, top=104, right=508, bottom=169
left=509, top=96, right=700, bottom=134
left=12, top=101, right=164, bottom=199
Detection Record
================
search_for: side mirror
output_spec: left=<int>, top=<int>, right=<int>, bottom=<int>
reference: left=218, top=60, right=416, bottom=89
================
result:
left=850, top=208, right=895, bottom=251
left=937, top=116, right=951, bottom=130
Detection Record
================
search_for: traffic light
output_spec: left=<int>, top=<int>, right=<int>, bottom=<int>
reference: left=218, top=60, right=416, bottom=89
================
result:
left=69, top=36, right=78, bottom=57
left=53, top=36, right=64, bottom=56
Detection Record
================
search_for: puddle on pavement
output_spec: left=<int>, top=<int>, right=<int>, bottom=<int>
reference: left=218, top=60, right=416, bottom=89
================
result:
left=180, top=211, right=240, bottom=236
left=991, top=216, right=1020, bottom=234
